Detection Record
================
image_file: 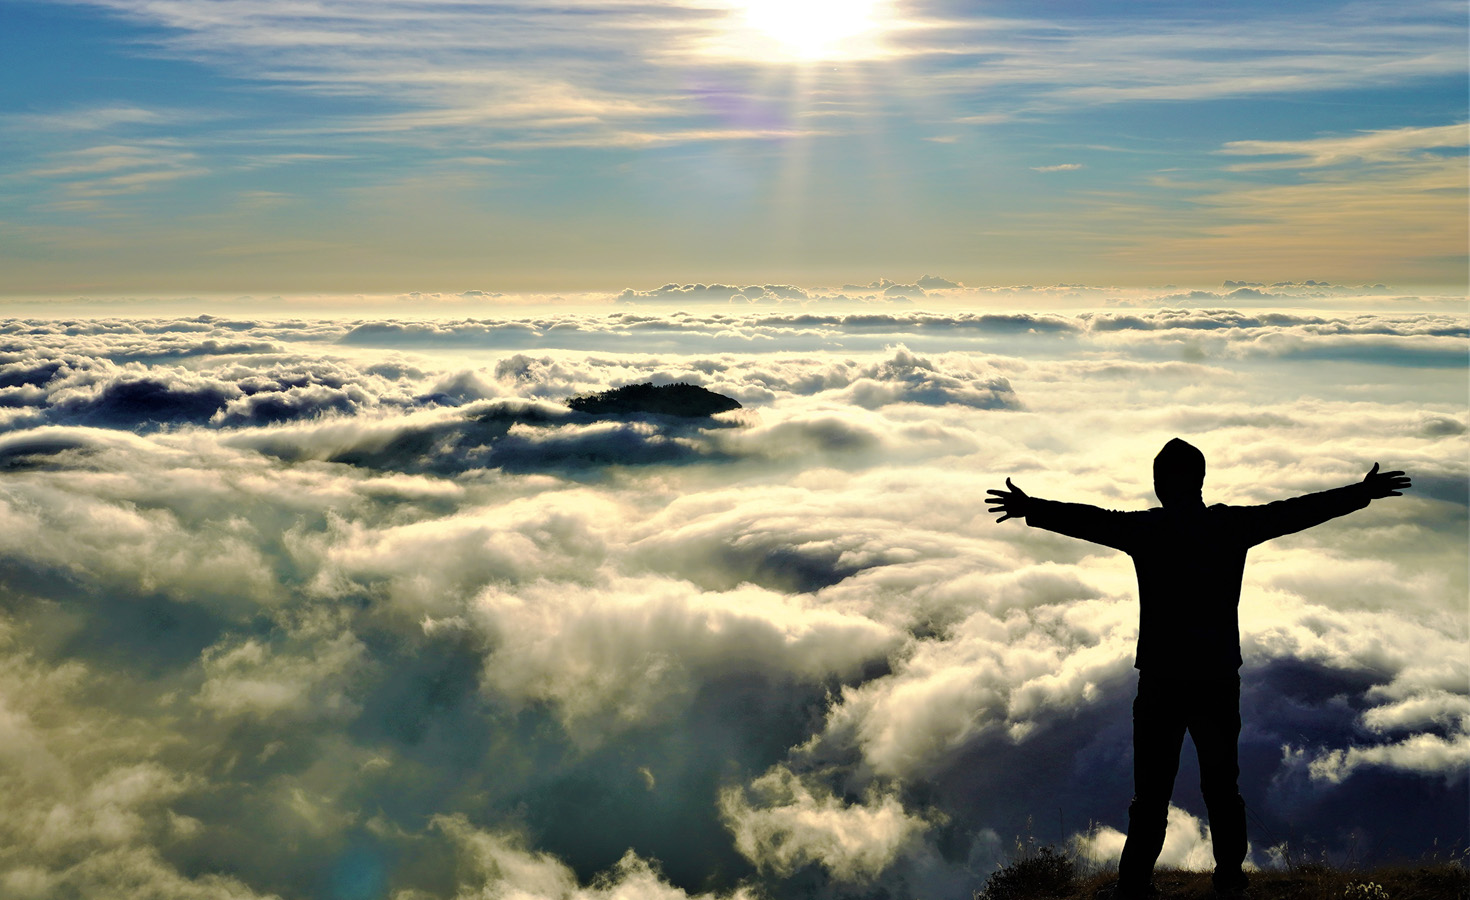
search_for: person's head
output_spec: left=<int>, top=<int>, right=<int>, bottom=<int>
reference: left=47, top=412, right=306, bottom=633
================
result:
left=1153, top=437, right=1206, bottom=508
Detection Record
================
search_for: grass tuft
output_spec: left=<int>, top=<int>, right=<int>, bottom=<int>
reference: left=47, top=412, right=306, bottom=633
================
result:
left=973, top=845, right=1467, bottom=900
left=977, top=846, right=1079, bottom=900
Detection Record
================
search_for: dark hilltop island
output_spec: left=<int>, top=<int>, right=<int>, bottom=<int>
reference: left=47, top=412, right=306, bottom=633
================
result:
left=566, top=382, right=742, bottom=417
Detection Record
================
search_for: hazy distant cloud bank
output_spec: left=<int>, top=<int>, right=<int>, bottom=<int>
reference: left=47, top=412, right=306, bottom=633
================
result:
left=0, top=308, right=1462, bottom=898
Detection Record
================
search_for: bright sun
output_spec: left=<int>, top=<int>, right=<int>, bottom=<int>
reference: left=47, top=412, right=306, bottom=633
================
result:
left=740, top=0, right=886, bottom=61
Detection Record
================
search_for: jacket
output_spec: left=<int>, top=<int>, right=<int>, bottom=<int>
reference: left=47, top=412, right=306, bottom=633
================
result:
left=1026, top=485, right=1370, bottom=673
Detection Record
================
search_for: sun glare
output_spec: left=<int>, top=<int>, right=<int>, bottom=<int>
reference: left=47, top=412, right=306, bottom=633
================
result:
left=740, top=0, right=887, bottom=61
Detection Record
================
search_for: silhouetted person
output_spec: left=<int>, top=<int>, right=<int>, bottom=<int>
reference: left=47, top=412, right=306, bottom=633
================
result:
left=986, top=439, right=1410, bottom=900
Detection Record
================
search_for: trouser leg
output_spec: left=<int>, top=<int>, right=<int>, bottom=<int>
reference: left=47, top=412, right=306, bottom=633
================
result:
left=1118, top=675, right=1186, bottom=893
left=1191, top=675, right=1248, bottom=891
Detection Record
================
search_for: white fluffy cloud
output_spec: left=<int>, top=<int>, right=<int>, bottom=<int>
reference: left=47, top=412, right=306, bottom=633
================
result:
left=720, top=766, right=929, bottom=881
left=1303, top=733, right=1470, bottom=784
left=437, top=814, right=757, bottom=900
left=470, top=576, right=899, bottom=735
left=1074, top=805, right=1221, bottom=871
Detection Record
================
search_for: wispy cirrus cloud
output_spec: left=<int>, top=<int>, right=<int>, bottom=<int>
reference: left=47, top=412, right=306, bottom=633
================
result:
left=24, top=141, right=209, bottom=207
left=919, top=1, right=1463, bottom=113
left=9, top=105, right=183, bottom=131
left=35, top=0, right=1467, bottom=145
left=1126, top=128, right=1468, bottom=278
left=4, top=0, right=1464, bottom=288
left=1218, top=123, right=1468, bottom=170
left=49, top=0, right=749, bottom=147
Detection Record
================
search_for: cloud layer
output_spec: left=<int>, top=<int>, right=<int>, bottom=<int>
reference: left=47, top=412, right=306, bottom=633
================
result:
left=0, top=305, right=1462, bottom=897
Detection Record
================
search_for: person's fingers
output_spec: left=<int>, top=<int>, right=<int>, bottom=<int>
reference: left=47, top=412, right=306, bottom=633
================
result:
left=995, top=512, right=1013, bottom=523
left=1367, top=462, right=1380, bottom=477
left=1387, top=491, right=1402, bottom=496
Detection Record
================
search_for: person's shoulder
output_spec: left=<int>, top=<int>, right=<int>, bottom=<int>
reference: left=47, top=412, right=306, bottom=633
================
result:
left=1106, top=505, right=1161, bottom=520
left=1208, top=501, right=1266, bottom=514
left=1205, top=503, right=1252, bottom=521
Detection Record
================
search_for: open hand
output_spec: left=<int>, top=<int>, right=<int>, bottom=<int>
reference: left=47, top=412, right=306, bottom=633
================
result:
left=987, top=478, right=1030, bottom=523
left=1361, top=462, right=1411, bottom=499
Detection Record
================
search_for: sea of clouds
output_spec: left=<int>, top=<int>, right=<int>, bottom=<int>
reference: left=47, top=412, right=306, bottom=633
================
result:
left=0, top=296, right=1464, bottom=899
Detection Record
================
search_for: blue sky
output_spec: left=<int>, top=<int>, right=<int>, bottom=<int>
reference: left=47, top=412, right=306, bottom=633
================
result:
left=1, top=0, right=1465, bottom=293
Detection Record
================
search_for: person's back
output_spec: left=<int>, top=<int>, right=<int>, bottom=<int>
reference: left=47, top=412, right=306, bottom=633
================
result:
left=987, top=439, right=1410, bottom=899
left=1026, top=489, right=1374, bottom=674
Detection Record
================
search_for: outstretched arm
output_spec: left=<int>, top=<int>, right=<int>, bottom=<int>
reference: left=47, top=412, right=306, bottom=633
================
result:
left=1237, top=462, right=1411, bottom=546
left=987, top=478, right=1140, bottom=552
